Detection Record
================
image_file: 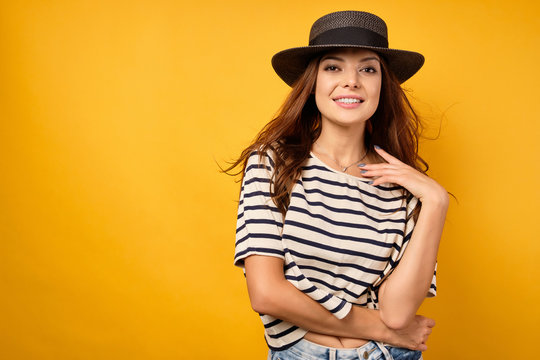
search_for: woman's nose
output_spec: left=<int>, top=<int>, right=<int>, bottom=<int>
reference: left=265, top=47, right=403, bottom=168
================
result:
left=342, top=69, right=360, bottom=88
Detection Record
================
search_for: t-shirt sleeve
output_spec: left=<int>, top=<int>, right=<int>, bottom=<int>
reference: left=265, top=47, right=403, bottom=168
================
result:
left=234, top=151, right=284, bottom=269
left=428, top=262, right=437, bottom=297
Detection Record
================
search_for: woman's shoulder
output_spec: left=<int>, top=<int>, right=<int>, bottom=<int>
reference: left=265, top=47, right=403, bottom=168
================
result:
left=247, top=145, right=277, bottom=170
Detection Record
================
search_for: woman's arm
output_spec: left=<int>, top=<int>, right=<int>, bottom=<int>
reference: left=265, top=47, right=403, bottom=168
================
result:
left=245, top=255, right=435, bottom=351
left=358, top=146, right=448, bottom=330
left=377, top=200, right=446, bottom=329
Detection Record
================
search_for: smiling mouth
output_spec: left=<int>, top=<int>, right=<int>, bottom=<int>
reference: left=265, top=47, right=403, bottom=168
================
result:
left=334, top=97, right=364, bottom=104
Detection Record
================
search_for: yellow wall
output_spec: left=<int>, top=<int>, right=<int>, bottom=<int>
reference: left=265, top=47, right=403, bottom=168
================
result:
left=1, top=0, right=538, bottom=359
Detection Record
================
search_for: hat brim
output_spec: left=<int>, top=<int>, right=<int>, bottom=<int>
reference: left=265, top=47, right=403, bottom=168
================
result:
left=271, top=44, right=424, bottom=86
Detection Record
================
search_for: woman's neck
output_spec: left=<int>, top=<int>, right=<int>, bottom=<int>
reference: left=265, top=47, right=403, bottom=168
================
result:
left=313, top=123, right=368, bottom=166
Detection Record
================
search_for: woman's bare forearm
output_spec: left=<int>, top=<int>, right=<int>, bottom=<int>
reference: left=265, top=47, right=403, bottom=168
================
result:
left=245, top=255, right=434, bottom=350
left=245, top=255, right=390, bottom=341
left=378, top=198, right=448, bottom=329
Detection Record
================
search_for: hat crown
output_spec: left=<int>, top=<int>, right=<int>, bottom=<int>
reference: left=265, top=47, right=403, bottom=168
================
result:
left=309, top=11, right=388, bottom=43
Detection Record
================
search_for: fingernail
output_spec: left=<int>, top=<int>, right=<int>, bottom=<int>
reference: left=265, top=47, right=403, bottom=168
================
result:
left=368, top=181, right=374, bottom=185
left=360, top=170, right=367, bottom=174
left=374, top=145, right=381, bottom=149
left=358, top=163, right=366, bottom=167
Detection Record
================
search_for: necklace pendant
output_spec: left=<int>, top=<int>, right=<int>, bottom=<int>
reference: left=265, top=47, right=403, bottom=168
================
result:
left=342, top=167, right=347, bottom=172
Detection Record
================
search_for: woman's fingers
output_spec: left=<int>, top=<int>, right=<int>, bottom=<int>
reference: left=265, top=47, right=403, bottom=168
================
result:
left=358, top=163, right=399, bottom=171
left=391, top=314, right=435, bottom=351
left=360, top=146, right=447, bottom=203
left=358, top=164, right=403, bottom=181
left=373, top=145, right=402, bottom=165
left=424, top=317, right=436, bottom=328
left=369, top=176, right=401, bottom=187
left=359, top=168, right=402, bottom=177
left=358, top=165, right=414, bottom=186
left=359, top=171, right=405, bottom=187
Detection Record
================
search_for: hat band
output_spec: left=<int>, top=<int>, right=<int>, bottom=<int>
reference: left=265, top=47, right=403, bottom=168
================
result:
left=309, top=26, right=389, bottom=48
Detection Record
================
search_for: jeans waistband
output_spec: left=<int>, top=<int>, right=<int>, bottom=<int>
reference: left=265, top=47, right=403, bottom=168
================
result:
left=282, top=338, right=392, bottom=360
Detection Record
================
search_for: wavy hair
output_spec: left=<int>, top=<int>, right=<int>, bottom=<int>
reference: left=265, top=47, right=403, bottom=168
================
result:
left=224, top=53, right=427, bottom=219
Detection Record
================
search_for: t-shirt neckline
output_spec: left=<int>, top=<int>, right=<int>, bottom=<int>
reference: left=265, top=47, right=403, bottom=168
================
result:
left=309, top=151, right=372, bottom=183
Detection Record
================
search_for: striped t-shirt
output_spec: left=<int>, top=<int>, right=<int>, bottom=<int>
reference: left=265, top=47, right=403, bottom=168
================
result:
left=234, top=150, right=437, bottom=351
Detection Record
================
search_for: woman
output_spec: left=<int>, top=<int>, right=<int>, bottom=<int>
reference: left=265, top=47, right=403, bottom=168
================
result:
left=229, top=10, right=448, bottom=360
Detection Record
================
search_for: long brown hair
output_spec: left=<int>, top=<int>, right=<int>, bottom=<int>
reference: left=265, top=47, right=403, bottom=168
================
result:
left=224, top=51, right=427, bottom=219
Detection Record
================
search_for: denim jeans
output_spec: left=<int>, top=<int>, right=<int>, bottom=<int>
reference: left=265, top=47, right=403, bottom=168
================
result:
left=267, top=338, right=422, bottom=360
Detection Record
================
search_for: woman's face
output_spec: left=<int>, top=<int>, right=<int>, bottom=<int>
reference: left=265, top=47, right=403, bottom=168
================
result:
left=315, top=48, right=382, bottom=129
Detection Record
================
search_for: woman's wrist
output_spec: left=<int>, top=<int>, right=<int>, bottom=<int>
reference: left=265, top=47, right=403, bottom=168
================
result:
left=419, top=195, right=449, bottom=217
left=418, top=183, right=449, bottom=208
left=343, top=307, right=392, bottom=343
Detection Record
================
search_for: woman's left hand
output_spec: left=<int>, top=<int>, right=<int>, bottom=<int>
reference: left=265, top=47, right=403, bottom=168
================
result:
left=359, top=146, right=448, bottom=205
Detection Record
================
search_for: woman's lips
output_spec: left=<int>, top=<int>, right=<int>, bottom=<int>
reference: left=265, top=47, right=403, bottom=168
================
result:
left=333, top=97, right=365, bottom=109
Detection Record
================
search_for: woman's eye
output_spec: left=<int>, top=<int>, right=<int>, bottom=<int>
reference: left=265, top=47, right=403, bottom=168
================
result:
left=360, top=67, right=376, bottom=73
left=324, top=65, right=339, bottom=71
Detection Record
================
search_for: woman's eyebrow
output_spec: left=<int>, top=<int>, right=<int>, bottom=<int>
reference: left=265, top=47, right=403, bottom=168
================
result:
left=321, top=55, right=380, bottom=63
left=321, top=55, right=345, bottom=62
left=359, top=56, right=380, bottom=63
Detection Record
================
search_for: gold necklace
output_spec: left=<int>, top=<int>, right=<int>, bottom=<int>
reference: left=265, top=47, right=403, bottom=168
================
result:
left=313, top=143, right=368, bottom=173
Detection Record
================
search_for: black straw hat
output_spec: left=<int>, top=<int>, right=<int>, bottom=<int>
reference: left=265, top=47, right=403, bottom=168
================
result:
left=271, top=11, right=424, bottom=86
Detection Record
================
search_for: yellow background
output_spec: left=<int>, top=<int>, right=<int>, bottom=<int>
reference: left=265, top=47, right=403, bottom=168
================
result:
left=1, top=0, right=539, bottom=359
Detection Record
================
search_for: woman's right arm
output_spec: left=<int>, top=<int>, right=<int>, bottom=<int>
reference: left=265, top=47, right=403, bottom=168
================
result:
left=245, top=255, right=435, bottom=351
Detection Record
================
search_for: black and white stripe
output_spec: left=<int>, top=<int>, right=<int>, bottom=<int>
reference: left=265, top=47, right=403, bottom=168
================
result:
left=234, top=151, right=437, bottom=351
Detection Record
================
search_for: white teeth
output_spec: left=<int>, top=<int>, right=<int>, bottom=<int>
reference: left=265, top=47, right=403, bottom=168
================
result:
left=335, top=98, right=361, bottom=104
